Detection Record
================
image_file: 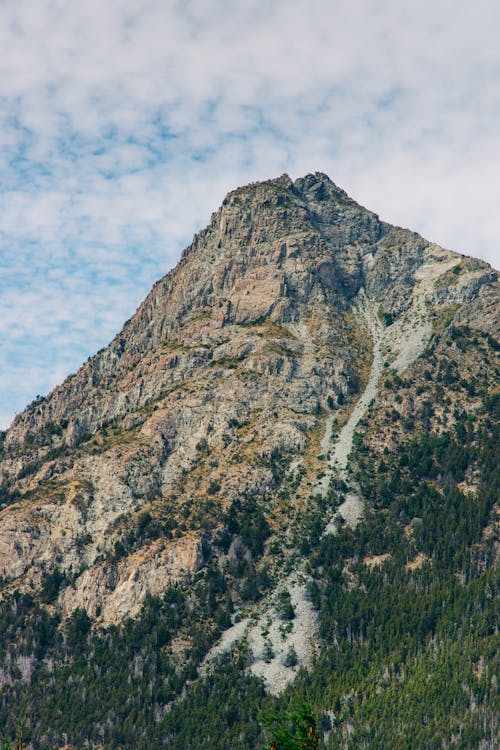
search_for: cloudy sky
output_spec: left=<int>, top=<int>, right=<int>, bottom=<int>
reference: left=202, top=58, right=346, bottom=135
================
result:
left=1, top=0, right=499, bottom=428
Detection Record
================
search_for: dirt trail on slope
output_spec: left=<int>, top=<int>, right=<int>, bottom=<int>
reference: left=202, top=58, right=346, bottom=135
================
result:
left=316, top=290, right=384, bottom=531
left=321, top=291, right=384, bottom=482
left=318, top=250, right=461, bottom=523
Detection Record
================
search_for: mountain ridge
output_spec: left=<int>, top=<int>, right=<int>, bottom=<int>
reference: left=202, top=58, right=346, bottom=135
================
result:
left=0, top=172, right=498, bottom=748
left=4, top=173, right=496, bottom=450
left=1, top=174, right=497, bottom=622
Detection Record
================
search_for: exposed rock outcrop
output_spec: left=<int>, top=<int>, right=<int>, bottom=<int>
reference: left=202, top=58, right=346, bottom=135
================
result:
left=0, top=173, right=498, bottom=628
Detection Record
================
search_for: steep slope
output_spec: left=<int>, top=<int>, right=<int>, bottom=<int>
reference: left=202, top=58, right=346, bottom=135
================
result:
left=0, top=174, right=495, bottom=618
left=0, top=173, right=498, bottom=749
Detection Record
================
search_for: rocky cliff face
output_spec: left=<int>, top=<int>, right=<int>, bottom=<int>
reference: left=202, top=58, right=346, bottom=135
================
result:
left=0, top=173, right=498, bottom=635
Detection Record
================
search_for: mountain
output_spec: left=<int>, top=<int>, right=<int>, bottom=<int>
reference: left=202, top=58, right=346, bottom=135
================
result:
left=0, top=173, right=498, bottom=749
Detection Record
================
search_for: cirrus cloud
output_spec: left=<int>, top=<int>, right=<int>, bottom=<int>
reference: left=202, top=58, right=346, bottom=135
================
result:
left=0, top=0, right=499, bottom=427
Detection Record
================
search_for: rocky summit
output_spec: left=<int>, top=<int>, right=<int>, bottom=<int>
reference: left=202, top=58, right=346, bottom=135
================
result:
left=0, top=174, right=498, bottom=749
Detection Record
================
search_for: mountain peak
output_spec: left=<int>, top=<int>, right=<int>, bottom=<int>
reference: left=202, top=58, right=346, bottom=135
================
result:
left=0, top=174, right=497, bottom=614
left=0, top=174, right=498, bottom=746
left=223, top=171, right=349, bottom=205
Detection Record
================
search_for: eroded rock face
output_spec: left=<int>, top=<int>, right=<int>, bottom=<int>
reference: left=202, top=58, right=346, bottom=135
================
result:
left=0, top=172, right=498, bottom=623
left=59, top=534, right=204, bottom=625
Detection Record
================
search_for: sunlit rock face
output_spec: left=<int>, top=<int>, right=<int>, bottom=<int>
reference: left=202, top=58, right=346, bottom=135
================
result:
left=0, top=172, right=498, bottom=625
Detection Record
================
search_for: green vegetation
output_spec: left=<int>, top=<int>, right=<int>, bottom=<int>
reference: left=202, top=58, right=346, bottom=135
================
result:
left=261, top=702, right=320, bottom=749
left=208, top=356, right=240, bottom=369
left=0, top=388, right=497, bottom=748
left=1, top=720, right=27, bottom=750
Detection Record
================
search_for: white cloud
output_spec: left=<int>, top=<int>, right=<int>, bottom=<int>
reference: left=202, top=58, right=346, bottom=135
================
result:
left=0, top=0, right=499, bottom=427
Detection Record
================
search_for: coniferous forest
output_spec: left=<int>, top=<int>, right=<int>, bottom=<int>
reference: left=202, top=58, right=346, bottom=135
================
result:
left=0, top=388, right=498, bottom=749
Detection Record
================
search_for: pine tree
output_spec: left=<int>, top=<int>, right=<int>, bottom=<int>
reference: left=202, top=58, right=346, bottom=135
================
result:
left=261, top=702, right=320, bottom=750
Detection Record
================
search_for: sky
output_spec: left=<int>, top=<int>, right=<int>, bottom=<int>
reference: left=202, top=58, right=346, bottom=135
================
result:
left=1, top=0, right=499, bottom=429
